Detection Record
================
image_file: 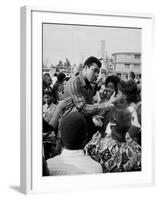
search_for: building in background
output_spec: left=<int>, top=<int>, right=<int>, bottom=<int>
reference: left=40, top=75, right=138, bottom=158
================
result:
left=112, top=52, right=141, bottom=79
left=99, top=40, right=105, bottom=59
left=99, top=40, right=106, bottom=68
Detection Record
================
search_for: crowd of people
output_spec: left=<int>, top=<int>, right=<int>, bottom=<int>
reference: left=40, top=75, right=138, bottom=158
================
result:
left=42, top=56, right=142, bottom=176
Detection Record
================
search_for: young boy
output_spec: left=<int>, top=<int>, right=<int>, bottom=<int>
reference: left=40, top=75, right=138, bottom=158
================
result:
left=43, top=90, right=74, bottom=159
left=47, top=111, right=103, bottom=175
left=43, top=90, right=57, bottom=124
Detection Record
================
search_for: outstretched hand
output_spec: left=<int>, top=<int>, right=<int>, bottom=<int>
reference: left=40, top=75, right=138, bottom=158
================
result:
left=108, top=92, right=121, bottom=105
left=92, top=115, right=104, bottom=127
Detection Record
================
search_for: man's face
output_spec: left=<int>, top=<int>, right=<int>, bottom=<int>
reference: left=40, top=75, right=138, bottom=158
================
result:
left=43, top=94, right=52, bottom=105
left=44, top=75, right=52, bottom=86
left=84, top=63, right=100, bottom=83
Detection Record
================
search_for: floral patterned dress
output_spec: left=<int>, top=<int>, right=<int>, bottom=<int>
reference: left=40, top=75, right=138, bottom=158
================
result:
left=84, top=131, right=141, bottom=173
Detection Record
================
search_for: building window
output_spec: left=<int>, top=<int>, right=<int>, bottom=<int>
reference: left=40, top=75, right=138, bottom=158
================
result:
left=134, top=64, right=140, bottom=69
left=135, top=54, right=141, bottom=59
left=125, top=64, right=130, bottom=68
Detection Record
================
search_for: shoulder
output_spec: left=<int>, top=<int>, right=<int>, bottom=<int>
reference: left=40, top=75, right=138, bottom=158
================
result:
left=67, top=75, right=81, bottom=85
left=84, top=155, right=103, bottom=172
left=47, top=155, right=61, bottom=166
left=122, top=140, right=141, bottom=156
left=65, top=75, right=82, bottom=91
left=50, top=103, right=56, bottom=109
left=43, top=104, right=47, bottom=109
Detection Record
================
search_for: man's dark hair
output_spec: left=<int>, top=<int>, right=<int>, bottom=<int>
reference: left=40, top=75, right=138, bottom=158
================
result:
left=59, top=112, right=87, bottom=150
left=83, top=56, right=101, bottom=68
left=57, top=72, right=66, bottom=82
left=43, top=73, right=50, bottom=78
left=43, top=90, right=53, bottom=97
left=129, top=71, right=135, bottom=80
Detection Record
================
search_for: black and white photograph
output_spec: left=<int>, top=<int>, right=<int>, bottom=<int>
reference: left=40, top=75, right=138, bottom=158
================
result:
left=42, top=23, right=142, bottom=176
left=1, top=0, right=157, bottom=198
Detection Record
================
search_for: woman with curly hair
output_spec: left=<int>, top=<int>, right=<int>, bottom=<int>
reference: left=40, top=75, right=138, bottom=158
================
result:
left=85, top=104, right=141, bottom=173
left=98, top=75, right=120, bottom=103
left=118, top=80, right=141, bottom=144
left=93, top=75, right=121, bottom=135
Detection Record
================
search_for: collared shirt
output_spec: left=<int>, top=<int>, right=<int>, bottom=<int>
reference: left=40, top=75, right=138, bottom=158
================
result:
left=63, top=73, right=110, bottom=117
left=85, top=131, right=141, bottom=172
left=47, top=149, right=103, bottom=176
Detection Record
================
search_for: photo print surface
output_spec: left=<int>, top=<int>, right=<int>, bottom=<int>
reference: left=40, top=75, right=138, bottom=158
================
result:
left=42, top=23, right=141, bottom=176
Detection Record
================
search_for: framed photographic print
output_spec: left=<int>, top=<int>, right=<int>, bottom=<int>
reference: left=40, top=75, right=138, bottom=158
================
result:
left=20, top=6, right=154, bottom=194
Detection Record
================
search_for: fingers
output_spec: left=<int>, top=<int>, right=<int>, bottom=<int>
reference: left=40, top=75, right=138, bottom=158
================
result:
left=108, top=92, right=115, bottom=103
left=112, top=91, right=116, bottom=97
left=65, top=97, right=73, bottom=104
left=94, top=115, right=104, bottom=119
left=110, top=91, right=115, bottom=100
left=109, top=91, right=122, bottom=105
left=92, top=117, right=103, bottom=127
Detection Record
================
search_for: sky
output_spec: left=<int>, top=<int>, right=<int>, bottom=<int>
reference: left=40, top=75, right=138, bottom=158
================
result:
left=43, top=24, right=141, bottom=66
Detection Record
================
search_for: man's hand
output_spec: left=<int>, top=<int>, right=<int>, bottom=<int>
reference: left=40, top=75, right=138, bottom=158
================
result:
left=108, top=92, right=122, bottom=105
left=92, top=115, right=104, bottom=127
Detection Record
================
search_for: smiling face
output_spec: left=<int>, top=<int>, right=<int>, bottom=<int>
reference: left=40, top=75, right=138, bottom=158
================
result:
left=83, top=63, right=100, bottom=83
left=105, top=81, right=116, bottom=99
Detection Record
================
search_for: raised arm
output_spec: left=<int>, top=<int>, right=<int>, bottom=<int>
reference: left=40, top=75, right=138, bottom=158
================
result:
left=67, top=79, right=118, bottom=116
left=48, top=97, right=72, bottom=129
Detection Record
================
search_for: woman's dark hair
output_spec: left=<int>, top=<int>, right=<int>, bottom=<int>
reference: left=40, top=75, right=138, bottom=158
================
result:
left=125, top=80, right=138, bottom=104
left=105, top=75, right=120, bottom=94
left=109, top=104, right=131, bottom=136
left=118, top=80, right=127, bottom=94
left=83, top=56, right=101, bottom=68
